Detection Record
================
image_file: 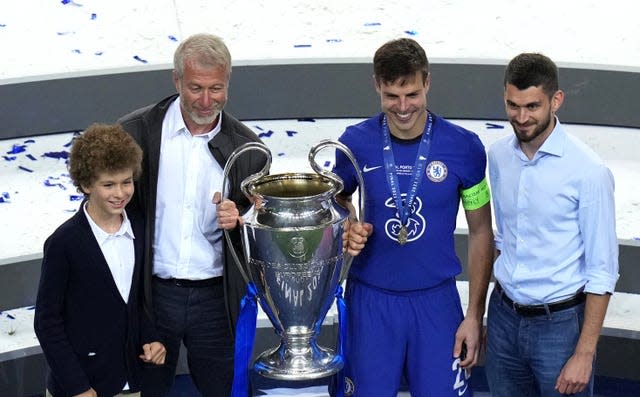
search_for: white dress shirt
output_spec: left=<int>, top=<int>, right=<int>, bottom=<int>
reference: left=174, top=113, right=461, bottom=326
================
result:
left=84, top=203, right=135, bottom=303
left=153, top=98, right=225, bottom=280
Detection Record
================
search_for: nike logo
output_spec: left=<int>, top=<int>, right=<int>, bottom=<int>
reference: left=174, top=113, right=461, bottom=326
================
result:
left=363, top=165, right=382, bottom=173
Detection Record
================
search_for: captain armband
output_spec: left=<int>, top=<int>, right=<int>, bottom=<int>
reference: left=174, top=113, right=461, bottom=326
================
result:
left=460, top=178, right=491, bottom=210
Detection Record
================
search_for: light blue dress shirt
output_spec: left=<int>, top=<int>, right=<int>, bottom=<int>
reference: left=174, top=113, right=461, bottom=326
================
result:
left=488, top=119, right=619, bottom=305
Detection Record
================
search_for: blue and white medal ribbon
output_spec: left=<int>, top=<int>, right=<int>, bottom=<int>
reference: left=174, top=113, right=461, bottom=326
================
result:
left=381, top=112, right=433, bottom=245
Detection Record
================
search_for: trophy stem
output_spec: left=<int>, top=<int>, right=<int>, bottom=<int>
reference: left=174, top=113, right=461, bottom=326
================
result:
left=254, top=329, right=343, bottom=380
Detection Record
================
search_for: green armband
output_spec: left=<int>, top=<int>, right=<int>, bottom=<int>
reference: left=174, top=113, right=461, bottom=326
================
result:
left=460, top=178, right=491, bottom=210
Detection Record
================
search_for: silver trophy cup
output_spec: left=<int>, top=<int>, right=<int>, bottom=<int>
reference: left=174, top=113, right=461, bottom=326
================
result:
left=222, top=140, right=365, bottom=380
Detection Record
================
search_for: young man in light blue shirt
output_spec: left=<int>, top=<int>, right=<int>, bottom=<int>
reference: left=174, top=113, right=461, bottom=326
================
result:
left=486, top=53, right=619, bottom=396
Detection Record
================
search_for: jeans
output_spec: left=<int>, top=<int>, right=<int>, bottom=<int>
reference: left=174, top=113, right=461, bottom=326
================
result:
left=141, top=278, right=234, bottom=397
left=485, top=288, right=594, bottom=397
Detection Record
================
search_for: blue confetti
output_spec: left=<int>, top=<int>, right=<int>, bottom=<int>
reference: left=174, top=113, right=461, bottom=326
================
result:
left=364, top=22, right=381, bottom=26
left=285, top=130, right=298, bottom=137
left=65, top=209, right=77, bottom=213
left=3, top=156, right=16, bottom=161
left=324, top=161, right=331, bottom=168
left=278, top=153, right=285, bottom=157
left=253, top=125, right=264, bottom=131
left=57, top=31, right=75, bottom=36
left=294, top=44, right=312, bottom=48
left=133, top=55, right=148, bottom=64
left=61, top=0, right=71, bottom=4
left=72, top=49, right=81, bottom=54
left=485, top=122, right=505, bottom=129
left=44, top=180, right=67, bottom=189
left=69, top=195, right=84, bottom=201
left=64, top=139, right=74, bottom=147
left=326, top=39, right=342, bottom=43
left=91, top=13, right=97, bottom=20
left=26, top=154, right=37, bottom=161
left=19, top=165, right=34, bottom=173
left=0, top=196, right=9, bottom=203
left=258, top=130, right=274, bottom=138
left=6, top=314, right=15, bottom=320
left=404, top=30, right=418, bottom=36
left=24, top=139, right=35, bottom=144
left=44, top=151, right=69, bottom=159
left=2, top=192, right=9, bottom=199
left=8, top=144, right=26, bottom=154
left=94, top=51, right=103, bottom=56
left=168, top=35, right=178, bottom=42
left=0, top=24, right=6, bottom=28
left=297, top=118, right=316, bottom=122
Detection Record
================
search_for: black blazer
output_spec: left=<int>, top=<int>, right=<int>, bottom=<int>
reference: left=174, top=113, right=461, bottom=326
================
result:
left=34, top=207, right=157, bottom=397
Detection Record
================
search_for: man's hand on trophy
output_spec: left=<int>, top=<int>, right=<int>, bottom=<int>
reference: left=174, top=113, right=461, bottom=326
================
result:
left=343, top=220, right=373, bottom=256
left=213, top=192, right=242, bottom=229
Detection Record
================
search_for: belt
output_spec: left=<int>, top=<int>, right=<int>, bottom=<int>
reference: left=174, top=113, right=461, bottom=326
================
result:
left=495, top=282, right=585, bottom=317
left=153, top=276, right=223, bottom=288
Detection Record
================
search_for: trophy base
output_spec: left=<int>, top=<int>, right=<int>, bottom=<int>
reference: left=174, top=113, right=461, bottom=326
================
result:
left=254, top=341, right=343, bottom=381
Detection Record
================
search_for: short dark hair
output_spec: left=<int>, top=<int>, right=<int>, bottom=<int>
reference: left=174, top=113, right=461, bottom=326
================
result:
left=68, top=123, right=143, bottom=192
left=373, top=38, right=429, bottom=86
left=504, top=53, right=559, bottom=97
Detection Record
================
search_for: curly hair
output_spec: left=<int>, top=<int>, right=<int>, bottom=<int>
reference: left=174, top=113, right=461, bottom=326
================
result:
left=68, top=123, right=143, bottom=193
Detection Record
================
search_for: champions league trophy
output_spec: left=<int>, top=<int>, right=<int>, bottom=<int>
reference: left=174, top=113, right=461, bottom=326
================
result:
left=222, top=140, right=365, bottom=381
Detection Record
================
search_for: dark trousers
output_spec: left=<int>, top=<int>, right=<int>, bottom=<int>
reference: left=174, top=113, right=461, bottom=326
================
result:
left=141, top=278, right=234, bottom=397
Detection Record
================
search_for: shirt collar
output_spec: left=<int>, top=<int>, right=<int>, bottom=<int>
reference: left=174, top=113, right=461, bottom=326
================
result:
left=537, top=116, right=565, bottom=157
left=83, top=202, right=135, bottom=245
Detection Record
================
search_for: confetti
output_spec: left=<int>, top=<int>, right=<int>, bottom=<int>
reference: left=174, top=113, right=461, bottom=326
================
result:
left=364, top=22, right=381, bottom=26
left=168, top=35, right=178, bottom=42
left=404, top=30, right=418, bottom=36
left=294, top=44, right=312, bottom=48
left=253, top=125, right=264, bottom=131
left=297, top=118, right=316, bottom=122
left=258, top=130, right=274, bottom=138
left=69, top=195, right=84, bottom=201
left=72, top=49, right=82, bottom=54
left=24, top=139, right=35, bottom=144
left=133, top=55, right=148, bottom=64
left=326, top=39, right=342, bottom=43
left=286, top=130, right=298, bottom=137
left=324, top=161, right=331, bottom=168
left=91, top=13, right=97, bottom=20
left=8, top=144, right=26, bottom=154
left=43, top=151, right=69, bottom=159
left=18, top=165, right=33, bottom=173
left=485, top=122, right=504, bottom=129
left=3, top=156, right=17, bottom=161
left=278, top=153, right=285, bottom=157
left=26, top=154, right=37, bottom=161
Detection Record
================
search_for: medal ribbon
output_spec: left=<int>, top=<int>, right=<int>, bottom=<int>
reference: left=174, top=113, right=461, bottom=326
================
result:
left=382, top=112, right=433, bottom=240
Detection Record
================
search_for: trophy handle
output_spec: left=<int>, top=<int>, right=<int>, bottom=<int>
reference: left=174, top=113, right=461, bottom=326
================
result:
left=221, top=142, right=272, bottom=284
left=308, top=139, right=366, bottom=284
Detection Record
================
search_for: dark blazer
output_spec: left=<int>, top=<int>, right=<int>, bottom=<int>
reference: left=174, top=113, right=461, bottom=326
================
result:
left=34, top=208, right=157, bottom=397
left=118, top=94, right=266, bottom=334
